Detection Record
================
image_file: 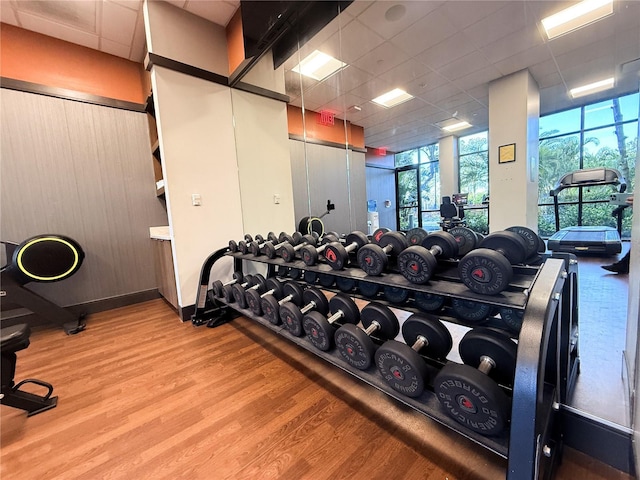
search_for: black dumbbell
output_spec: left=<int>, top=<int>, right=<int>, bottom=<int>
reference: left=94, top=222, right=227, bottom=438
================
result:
left=433, top=327, right=517, bottom=436
left=336, top=277, right=357, bottom=293
left=499, top=307, right=524, bottom=333
left=222, top=274, right=254, bottom=303
left=414, top=292, right=446, bottom=313
left=357, top=231, right=409, bottom=276
left=334, top=302, right=399, bottom=370
left=228, top=234, right=253, bottom=253
left=280, top=234, right=317, bottom=263
left=406, top=227, right=428, bottom=246
left=248, top=232, right=279, bottom=256
left=300, top=233, right=340, bottom=266
left=506, top=225, right=546, bottom=262
left=238, top=234, right=264, bottom=255
left=232, top=274, right=268, bottom=309
left=398, top=231, right=458, bottom=284
left=323, top=231, right=369, bottom=270
left=376, top=313, right=452, bottom=398
left=458, top=231, right=528, bottom=295
left=383, top=286, right=410, bottom=304
left=371, top=227, right=391, bottom=244
left=280, top=287, right=329, bottom=336
left=263, top=232, right=301, bottom=259
left=451, top=298, right=496, bottom=324
left=358, top=281, right=381, bottom=298
left=260, top=281, right=305, bottom=325
left=448, top=226, right=481, bottom=257
left=212, top=272, right=244, bottom=298
left=302, top=294, right=360, bottom=351
left=245, top=277, right=283, bottom=315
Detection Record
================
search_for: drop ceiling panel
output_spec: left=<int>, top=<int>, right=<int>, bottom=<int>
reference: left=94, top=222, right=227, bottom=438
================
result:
left=185, top=0, right=238, bottom=27
left=462, top=3, right=529, bottom=49
left=415, top=32, right=478, bottom=71
left=101, top=37, right=130, bottom=58
left=436, top=52, right=491, bottom=82
left=321, top=18, right=385, bottom=64
left=355, top=0, right=440, bottom=41
left=14, top=0, right=98, bottom=32
left=129, top=10, right=146, bottom=61
left=322, top=66, right=373, bottom=95
left=494, top=44, right=553, bottom=77
left=101, top=1, right=137, bottom=45
left=479, top=24, right=545, bottom=65
left=389, top=6, right=457, bottom=57
left=453, top=66, right=503, bottom=92
left=1, top=5, right=19, bottom=25
left=442, top=1, right=509, bottom=31
left=18, top=10, right=100, bottom=50
left=415, top=82, right=462, bottom=104
left=109, top=0, right=141, bottom=10
left=352, top=41, right=410, bottom=77
left=378, top=59, right=434, bottom=87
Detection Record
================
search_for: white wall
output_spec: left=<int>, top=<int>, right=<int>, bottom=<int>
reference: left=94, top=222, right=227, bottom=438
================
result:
left=144, top=0, right=229, bottom=75
left=240, top=50, right=286, bottom=95
left=439, top=135, right=459, bottom=198
left=230, top=89, right=295, bottom=235
left=152, top=66, right=244, bottom=308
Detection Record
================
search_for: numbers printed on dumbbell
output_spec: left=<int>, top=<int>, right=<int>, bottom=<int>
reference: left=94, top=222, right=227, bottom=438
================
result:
left=357, top=231, right=408, bottom=276
left=448, top=227, right=481, bottom=257
left=279, top=287, right=329, bottom=337
left=398, top=231, right=458, bottom=284
left=212, top=272, right=243, bottom=298
left=245, top=277, right=283, bottom=316
left=499, top=307, right=524, bottom=333
left=334, top=302, right=399, bottom=370
left=302, top=294, right=360, bottom=351
left=433, top=327, right=517, bottom=436
left=280, top=234, right=317, bottom=263
left=300, top=233, right=340, bottom=266
left=323, top=231, right=369, bottom=270
left=458, top=231, right=528, bottom=295
left=232, top=274, right=267, bottom=309
left=248, top=232, right=278, bottom=256
left=376, top=313, right=452, bottom=398
left=260, top=281, right=305, bottom=325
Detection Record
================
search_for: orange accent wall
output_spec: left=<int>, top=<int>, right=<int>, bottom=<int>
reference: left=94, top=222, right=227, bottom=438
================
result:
left=287, top=105, right=365, bottom=149
left=226, top=9, right=245, bottom=75
left=1, top=24, right=147, bottom=104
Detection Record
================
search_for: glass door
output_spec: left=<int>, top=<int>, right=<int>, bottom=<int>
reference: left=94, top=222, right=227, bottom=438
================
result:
left=396, top=166, right=419, bottom=231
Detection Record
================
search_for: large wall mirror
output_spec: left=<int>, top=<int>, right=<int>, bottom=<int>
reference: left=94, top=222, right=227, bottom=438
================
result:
left=236, top=0, right=640, bottom=438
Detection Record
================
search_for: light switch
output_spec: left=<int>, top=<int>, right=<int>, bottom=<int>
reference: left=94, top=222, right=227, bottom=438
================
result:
left=274, top=194, right=281, bottom=204
left=192, top=194, right=202, bottom=206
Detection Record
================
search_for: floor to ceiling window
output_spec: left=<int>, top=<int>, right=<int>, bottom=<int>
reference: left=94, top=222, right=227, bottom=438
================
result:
left=538, top=92, right=638, bottom=238
left=458, top=132, right=489, bottom=234
left=395, top=145, right=440, bottom=231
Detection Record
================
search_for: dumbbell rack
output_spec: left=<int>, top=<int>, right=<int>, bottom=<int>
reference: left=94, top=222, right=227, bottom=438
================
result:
left=193, top=247, right=579, bottom=480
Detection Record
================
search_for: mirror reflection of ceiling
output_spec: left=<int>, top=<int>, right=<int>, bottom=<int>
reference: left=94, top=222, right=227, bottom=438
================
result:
left=282, top=0, right=640, bottom=153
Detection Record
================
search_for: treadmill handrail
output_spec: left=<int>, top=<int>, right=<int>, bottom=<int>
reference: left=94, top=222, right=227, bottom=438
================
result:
left=549, top=167, right=626, bottom=197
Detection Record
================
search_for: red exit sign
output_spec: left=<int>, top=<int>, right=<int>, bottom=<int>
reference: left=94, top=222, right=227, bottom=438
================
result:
left=318, top=110, right=335, bottom=126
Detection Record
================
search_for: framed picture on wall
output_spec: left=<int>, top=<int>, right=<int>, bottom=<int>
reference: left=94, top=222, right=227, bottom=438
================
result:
left=499, top=143, right=516, bottom=164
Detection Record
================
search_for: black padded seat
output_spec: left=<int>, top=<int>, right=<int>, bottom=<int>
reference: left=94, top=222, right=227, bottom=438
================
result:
left=0, top=324, right=30, bottom=353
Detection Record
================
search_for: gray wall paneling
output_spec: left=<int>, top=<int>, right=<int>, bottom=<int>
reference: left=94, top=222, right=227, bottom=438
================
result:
left=289, top=139, right=367, bottom=235
left=1, top=89, right=168, bottom=308
left=366, top=166, right=397, bottom=230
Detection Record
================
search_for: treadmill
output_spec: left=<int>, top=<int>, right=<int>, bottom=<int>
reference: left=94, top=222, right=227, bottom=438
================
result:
left=547, top=167, right=626, bottom=255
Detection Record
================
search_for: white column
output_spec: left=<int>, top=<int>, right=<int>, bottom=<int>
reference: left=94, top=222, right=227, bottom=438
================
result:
left=488, top=69, right=540, bottom=232
left=438, top=135, right=459, bottom=199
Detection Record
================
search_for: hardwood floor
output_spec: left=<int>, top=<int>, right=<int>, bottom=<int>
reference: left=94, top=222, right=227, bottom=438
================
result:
left=1, top=299, right=631, bottom=479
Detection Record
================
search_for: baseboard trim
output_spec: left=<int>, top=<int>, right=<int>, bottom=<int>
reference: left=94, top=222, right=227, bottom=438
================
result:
left=1, top=289, right=161, bottom=329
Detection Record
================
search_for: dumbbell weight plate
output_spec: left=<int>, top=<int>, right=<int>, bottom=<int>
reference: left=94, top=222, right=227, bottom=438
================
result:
left=506, top=226, right=539, bottom=259
left=207, top=289, right=216, bottom=304
left=336, top=276, right=357, bottom=292
left=372, top=227, right=391, bottom=244
left=318, top=273, right=336, bottom=288
left=233, top=274, right=266, bottom=309
left=414, top=292, right=446, bottom=312
left=397, top=246, right=437, bottom=284
left=335, top=302, right=399, bottom=370
left=536, top=234, right=546, bottom=253
left=448, top=226, right=479, bottom=257
left=246, top=278, right=282, bottom=316
left=289, top=268, right=302, bottom=280
left=212, top=271, right=243, bottom=298
left=402, top=313, right=453, bottom=360
left=223, top=274, right=254, bottom=303
left=358, top=281, right=381, bottom=298
left=458, top=249, right=513, bottom=296
left=280, top=288, right=328, bottom=337
left=480, top=231, right=528, bottom=265
left=375, top=341, right=430, bottom=398
left=302, top=294, right=360, bottom=351
left=433, top=362, right=510, bottom=436
left=499, top=307, right=524, bottom=333
left=358, top=232, right=408, bottom=276
left=323, top=231, right=369, bottom=270
left=303, top=271, right=317, bottom=285
left=459, top=327, right=518, bottom=385
left=261, top=282, right=303, bottom=325
left=384, top=286, right=410, bottom=304
left=406, top=228, right=428, bottom=246
left=451, top=298, right=495, bottom=324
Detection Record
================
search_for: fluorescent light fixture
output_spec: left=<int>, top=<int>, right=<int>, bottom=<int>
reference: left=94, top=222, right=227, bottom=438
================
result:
left=569, top=77, right=615, bottom=98
left=291, top=50, right=346, bottom=81
left=442, top=121, right=471, bottom=132
left=541, top=0, right=614, bottom=39
left=371, top=88, right=414, bottom=108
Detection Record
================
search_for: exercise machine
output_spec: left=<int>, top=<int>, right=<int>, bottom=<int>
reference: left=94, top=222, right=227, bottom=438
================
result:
left=548, top=167, right=626, bottom=255
left=1, top=234, right=86, bottom=334
left=439, top=194, right=466, bottom=231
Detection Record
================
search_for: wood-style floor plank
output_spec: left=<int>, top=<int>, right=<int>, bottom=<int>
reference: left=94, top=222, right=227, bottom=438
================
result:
left=1, top=299, right=632, bottom=479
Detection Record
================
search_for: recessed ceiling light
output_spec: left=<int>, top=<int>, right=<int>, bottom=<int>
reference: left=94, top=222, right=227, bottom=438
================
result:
left=569, top=77, right=615, bottom=98
left=291, top=50, right=347, bottom=81
left=372, top=88, right=414, bottom=108
left=541, top=0, right=614, bottom=40
left=442, top=121, right=472, bottom=132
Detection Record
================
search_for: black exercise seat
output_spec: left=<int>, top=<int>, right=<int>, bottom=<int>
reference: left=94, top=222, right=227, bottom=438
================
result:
left=1, top=323, right=58, bottom=416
